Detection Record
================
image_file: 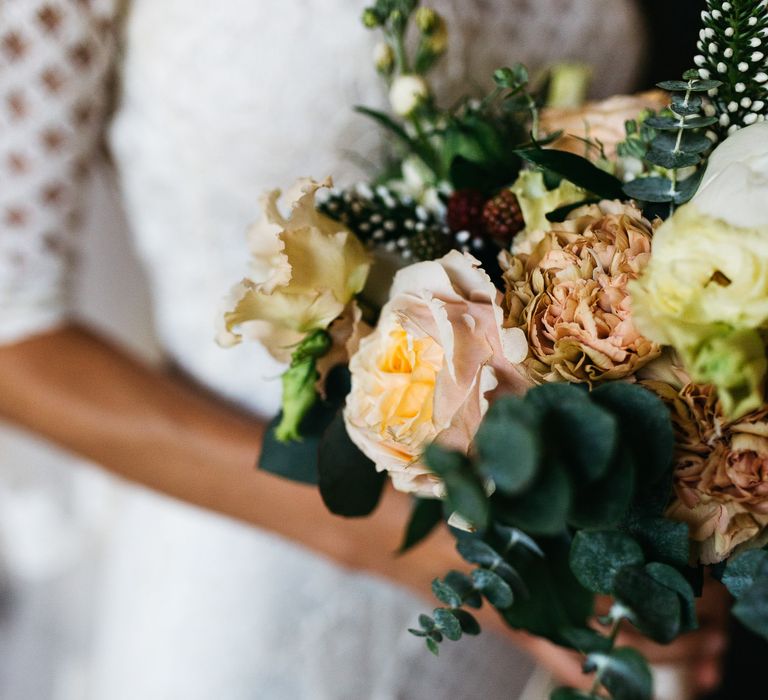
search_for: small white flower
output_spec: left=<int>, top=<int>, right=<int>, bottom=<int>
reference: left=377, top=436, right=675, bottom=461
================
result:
left=389, top=75, right=430, bottom=117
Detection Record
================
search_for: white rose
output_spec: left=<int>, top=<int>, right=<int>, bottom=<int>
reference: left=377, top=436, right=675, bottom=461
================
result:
left=389, top=75, right=430, bottom=117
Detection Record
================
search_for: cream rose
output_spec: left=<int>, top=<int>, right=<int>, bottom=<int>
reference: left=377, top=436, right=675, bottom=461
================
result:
left=344, top=251, right=531, bottom=497
left=219, top=178, right=371, bottom=361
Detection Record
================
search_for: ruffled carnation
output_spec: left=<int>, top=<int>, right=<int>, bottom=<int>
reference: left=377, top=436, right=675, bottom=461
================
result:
left=647, top=377, right=768, bottom=564
left=502, top=201, right=660, bottom=384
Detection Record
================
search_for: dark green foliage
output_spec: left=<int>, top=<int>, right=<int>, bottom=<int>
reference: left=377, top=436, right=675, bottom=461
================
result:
left=516, top=148, right=625, bottom=200
left=317, top=412, right=387, bottom=517
left=584, top=648, right=653, bottom=700
left=570, top=531, right=645, bottom=595
left=721, top=549, right=768, bottom=639
left=399, top=497, right=444, bottom=552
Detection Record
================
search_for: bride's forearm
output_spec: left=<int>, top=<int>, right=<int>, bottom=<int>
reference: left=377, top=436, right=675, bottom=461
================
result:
left=0, top=325, right=463, bottom=595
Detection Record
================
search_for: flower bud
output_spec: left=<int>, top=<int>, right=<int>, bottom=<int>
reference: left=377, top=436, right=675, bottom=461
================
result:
left=389, top=74, right=430, bottom=116
left=361, top=7, right=380, bottom=28
left=373, top=42, right=395, bottom=76
left=415, top=7, right=439, bottom=33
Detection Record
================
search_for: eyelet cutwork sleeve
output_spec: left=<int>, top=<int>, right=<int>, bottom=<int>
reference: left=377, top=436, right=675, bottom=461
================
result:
left=0, top=0, right=118, bottom=344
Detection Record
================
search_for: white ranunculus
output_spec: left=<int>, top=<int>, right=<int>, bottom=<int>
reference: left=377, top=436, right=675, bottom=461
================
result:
left=694, top=121, right=768, bottom=228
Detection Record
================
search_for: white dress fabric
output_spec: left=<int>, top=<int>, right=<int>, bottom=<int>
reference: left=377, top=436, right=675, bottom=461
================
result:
left=0, top=1, right=647, bottom=698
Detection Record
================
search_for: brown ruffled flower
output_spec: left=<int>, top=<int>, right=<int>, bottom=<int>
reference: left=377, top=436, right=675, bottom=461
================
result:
left=502, top=200, right=660, bottom=384
left=648, top=378, right=768, bottom=564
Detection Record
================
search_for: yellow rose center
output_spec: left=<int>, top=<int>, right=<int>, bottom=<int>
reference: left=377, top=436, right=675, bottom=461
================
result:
left=376, top=327, right=443, bottom=435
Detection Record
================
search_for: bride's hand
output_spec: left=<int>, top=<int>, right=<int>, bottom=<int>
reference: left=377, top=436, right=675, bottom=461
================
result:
left=510, top=574, right=730, bottom=697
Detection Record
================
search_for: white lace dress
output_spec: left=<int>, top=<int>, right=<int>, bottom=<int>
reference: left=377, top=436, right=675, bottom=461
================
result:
left=0, top=1, right=646, bottom=698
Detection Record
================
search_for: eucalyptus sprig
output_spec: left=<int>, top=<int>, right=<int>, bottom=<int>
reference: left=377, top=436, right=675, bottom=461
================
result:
left=623, top=71, right=720, bottom=213
left=694, top=0, right=768, bottom=139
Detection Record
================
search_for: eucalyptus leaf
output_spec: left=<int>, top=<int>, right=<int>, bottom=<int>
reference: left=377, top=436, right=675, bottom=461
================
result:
left=444, top=570, right=483, bottom=609
left=433, top=608, right=462, bottom=641
left=644, top=148, right=701, bottom=170
left=425, top=637, right=440, bottom=655
left=623, top=176, right=674, bottom=203
left=550, top=689, right=593, bottom=700
left=476, top=396, right=542, bottom=495
left=560, top=627, right=613, bottom=654
left=472, top=569, right=515, bottom=609
left=733, top=577, right=768, bottom=640
left=612, top=566, right=682, bottom=643
left=453, top=609, right=481, bottom=635
left=587, top=648, right=653, bottom=700
left=652, top=131, right=712, bottom=154
left=721, top=549, right=768, bottom=598
left=623, top=515, right=689, bottom=568
left=432, top=578, right=463, bottom=608
left=645, top=562, right=697, bottom=633
left=657, top=79, right=722, bottom=92
left=570, top=531, right=645, bottom=594
left=674, top=168, right=706, bottom=204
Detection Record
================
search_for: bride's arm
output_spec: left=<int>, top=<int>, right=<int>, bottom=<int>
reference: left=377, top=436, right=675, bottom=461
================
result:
left=0, top=324, right=728, bottom=694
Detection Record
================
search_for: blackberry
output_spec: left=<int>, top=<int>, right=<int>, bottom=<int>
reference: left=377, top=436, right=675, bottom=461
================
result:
left=482, top=189, right=524, bottom=246
left=446, top=189, right=486, bottom=237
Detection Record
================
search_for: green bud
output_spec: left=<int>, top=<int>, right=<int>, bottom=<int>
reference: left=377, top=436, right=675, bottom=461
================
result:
left=373, top=42, right=396, bottom=75
left=275, top=330, right=332, bottom=442
left=275, top=359, right=319, bottom=443
left=362, top=8, right=381, bottom=28
left=690, top=327, right=767, bottom=418
left=415, top=7, right=438, bottom=33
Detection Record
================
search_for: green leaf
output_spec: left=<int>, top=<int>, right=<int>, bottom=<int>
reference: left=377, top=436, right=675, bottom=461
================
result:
left=722, top=549, right=768, bottom=598
left=526, top=384, right=618, bottom=484
left=453, top=610, right=481, bottom=635
left=586, top=648, right=653, bottom=700
left=456, top=537, right=502, bottom=567
left=494, top=523, right=545, bottom=558
left=418, top=614, right=435, bottom=631
left=425, top=445, right=489, bottom=528
left=670, top=93, right=703, bottom=115
left=545, top=198, right=601, bottom=223
left=568, top=459, right=635, bottom=530
left=432, top=578, right=463, bottom=608
left=399, top=498, right=444, bottom=553
left=516, top=148, right=625, bottom=199
left=733, top=576, right=768, bottom=640
left=494, top=64, right=529, bottom=89
left=495, top=461, right=572, bottom=535
left=444, top=570, right=483, bottom=609
left=570, top=531, right=645, bottom=594
left=560, top=627, right=612, bottom=654
left=425, top=637, right=440, bottom=655
left=472, top=569, right=514, bottom=609
left=674, top=168, right=705, bottom=204
left=652, top=131, right=712, bottom=154
left=475, top=396, right=542, bottom=495
left=644, top=148, right=701, bottom=170
left=317, top=412, right=387, bottom=517
left=623, top=176, right=674, bottom=203
left=612, top=565, right=682, bottom=643
left=657, top=79, right=721, bottom=92
left=502, top=535, right=594, bottom=645
left=623, top=514, right=690, bottom=568
left=645, top=562, right=697, bottom=633
left=433, top=608, right=462, bottom=641
left=645, top=115, right=717, bottom=130
left=591, top=383, right=674, bottom=488
left=260, top=409, right=327, bottom=485
left=354, top=105, right=413, bottom=147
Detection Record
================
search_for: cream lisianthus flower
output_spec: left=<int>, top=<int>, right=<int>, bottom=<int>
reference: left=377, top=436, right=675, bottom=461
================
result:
left=630, top=123, right=768, bottom=416
left=344, top=251, right=531, bottom=497
left=219, top=178, right=371, bottom=361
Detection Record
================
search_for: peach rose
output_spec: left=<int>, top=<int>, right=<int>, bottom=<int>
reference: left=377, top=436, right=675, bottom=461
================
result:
left=502, top=201, right=660, bottom=384
left=540, top=90, right=668, bottom=158
left=344, top=251, right=531, bottom=497
left=649, top=378, right=768, bottom=564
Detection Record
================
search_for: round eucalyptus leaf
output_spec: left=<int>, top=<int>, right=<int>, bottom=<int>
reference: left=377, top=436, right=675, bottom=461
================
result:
left=570, top=531, right=644, bottom=594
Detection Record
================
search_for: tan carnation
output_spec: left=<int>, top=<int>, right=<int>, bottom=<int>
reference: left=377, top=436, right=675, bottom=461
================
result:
left=502, top=200, right=661, bottom=384
left=649, top=379, right=768, bottom=564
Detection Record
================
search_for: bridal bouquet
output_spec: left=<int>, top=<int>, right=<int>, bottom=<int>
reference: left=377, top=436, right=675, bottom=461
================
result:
left=220, top=1, right=768, bottom=697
